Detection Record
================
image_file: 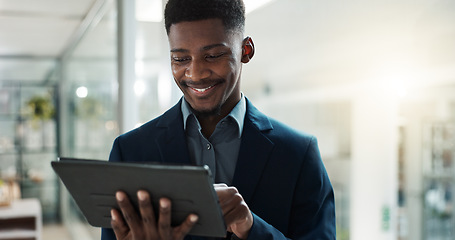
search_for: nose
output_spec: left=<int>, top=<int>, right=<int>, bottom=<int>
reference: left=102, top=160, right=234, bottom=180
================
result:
left=185, top=59, right=210, bottom=81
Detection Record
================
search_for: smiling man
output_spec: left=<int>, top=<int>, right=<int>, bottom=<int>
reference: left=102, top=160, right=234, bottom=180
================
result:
left=169, top=18, right=250, bottom=138
left=101, top=0, right=336, bottom=240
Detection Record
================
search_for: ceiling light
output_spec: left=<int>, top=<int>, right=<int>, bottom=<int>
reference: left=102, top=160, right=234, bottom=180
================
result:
left=76, top=87, right=88, bottom=98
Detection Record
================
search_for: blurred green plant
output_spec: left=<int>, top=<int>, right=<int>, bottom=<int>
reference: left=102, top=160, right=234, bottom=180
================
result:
left=25, top=95, right=55, bottom=121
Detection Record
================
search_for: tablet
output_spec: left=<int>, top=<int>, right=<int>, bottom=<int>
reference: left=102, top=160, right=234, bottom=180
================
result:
left=52, top=157, right=226, bottom=238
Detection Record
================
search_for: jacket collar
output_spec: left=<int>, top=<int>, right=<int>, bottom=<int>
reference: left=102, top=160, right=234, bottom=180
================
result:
left=244, top=97, right=273, bottom=132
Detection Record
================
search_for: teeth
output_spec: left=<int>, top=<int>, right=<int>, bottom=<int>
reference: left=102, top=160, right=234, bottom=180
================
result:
left=193, top=85, right=213, bottom=92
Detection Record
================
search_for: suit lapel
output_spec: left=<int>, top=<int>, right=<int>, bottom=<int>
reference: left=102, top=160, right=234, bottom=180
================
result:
left=155, top=100, right=192, bottom=165
left=232, top=99, right=274, bottom=203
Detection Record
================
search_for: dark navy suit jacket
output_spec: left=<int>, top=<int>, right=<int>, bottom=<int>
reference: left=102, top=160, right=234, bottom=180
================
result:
left=101, top=98, right=336, bottom=240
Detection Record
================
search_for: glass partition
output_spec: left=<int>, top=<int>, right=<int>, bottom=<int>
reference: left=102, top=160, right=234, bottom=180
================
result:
left=423, top=122, right=455, bottom=240
left=0, top=82, right=58, bottom=222
left=57, top=1, right=117, bottom=239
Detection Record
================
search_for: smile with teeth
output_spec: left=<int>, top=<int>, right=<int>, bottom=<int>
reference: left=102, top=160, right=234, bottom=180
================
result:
left=190, top=85, right=214, bottom=93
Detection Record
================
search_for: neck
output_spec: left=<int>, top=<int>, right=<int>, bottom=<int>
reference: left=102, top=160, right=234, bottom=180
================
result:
left=196, top=114, right=224, bottom=138
left=195, top=95, right=241, bottom=138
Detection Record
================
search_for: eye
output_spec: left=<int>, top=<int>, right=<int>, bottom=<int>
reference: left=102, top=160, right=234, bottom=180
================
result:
left=172, top=56, right=190, bottom=63
left=206, top=52, right=225, bottom=60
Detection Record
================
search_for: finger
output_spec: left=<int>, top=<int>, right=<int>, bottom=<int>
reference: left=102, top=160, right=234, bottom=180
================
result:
left=137, top=190, right=158, bottom=237
left=215, top=187, right=249, bottom=224
left=158, top=198, right=172, bottom=239
left=173, top=214, right=199, bottom=240
left=216, top=187, right=238, bottom=210
left=220, top=193, right=253, bottom=239
left=224, top=198, right=249, bottom=225
left=214, top=187, right=253, bottom=238
left=221, top=192, right=244, bottom=223
left=116, top=191, right=143, bottom=237
left=214, top=183, right=228, bottom=189
left=111, top=208, right=130, bottom=239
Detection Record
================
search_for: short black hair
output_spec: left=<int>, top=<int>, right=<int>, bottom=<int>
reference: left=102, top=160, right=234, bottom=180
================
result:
left=164, top=0, right=245, bottom=35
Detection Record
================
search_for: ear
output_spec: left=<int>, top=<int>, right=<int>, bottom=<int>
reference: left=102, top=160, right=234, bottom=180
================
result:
left=241, top=36, right=255, bottom=63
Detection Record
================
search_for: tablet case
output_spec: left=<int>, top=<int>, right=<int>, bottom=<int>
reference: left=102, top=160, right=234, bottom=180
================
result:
left=52, top=158, right=226, bottom=238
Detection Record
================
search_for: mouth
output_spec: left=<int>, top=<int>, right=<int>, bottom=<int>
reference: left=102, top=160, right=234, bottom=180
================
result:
left=184, top=80, right=223, bottom=95
left=190, top=85, right=215, bottom=93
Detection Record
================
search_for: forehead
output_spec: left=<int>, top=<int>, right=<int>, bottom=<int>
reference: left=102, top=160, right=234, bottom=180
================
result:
left=168, top=19, right=241, bottom=50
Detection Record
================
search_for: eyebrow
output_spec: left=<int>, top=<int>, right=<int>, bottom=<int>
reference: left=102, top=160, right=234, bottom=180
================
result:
left=170, top=48, right=188, bottom=53
left=202, top=43, right=226, bottom=50
left=170, top=43, right=227, bottom=53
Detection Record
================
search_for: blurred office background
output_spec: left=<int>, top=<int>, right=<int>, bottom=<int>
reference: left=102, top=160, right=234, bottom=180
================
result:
left=0, top=0, right=454, bottom=239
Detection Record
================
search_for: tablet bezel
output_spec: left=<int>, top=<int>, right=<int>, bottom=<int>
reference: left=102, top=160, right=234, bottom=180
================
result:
left=52, top=157, right=226, bottom=238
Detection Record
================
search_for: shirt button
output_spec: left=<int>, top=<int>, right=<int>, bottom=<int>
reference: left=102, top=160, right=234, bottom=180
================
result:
left=207, top=143, right=211, bottom=150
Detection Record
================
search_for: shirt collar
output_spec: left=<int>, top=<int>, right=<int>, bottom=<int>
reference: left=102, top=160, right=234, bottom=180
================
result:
left=181, top=93, right=246, bottom=138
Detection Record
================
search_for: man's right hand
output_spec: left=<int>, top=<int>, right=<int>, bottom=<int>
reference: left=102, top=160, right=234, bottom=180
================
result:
left=111, top=190, right=199, bottom=240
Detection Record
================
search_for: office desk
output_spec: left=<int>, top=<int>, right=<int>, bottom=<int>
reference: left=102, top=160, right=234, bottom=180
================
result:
left=0, top=198, right=42, bottom=240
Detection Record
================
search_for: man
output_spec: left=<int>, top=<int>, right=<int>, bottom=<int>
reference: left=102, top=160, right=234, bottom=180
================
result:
left=102, top=0, right=336, bottom=239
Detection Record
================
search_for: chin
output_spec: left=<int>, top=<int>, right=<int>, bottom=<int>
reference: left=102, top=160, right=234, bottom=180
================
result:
left=194, top=108, right=221, bottom=117
left=191, top=104, right=222, bottom=117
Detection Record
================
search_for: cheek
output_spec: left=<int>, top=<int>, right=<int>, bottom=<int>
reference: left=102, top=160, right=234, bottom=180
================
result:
left=171, top=65, right=185, bottom=79
left=225, top=62, right=240, bottom=81
left=214, top=61, right=239, bottom=79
